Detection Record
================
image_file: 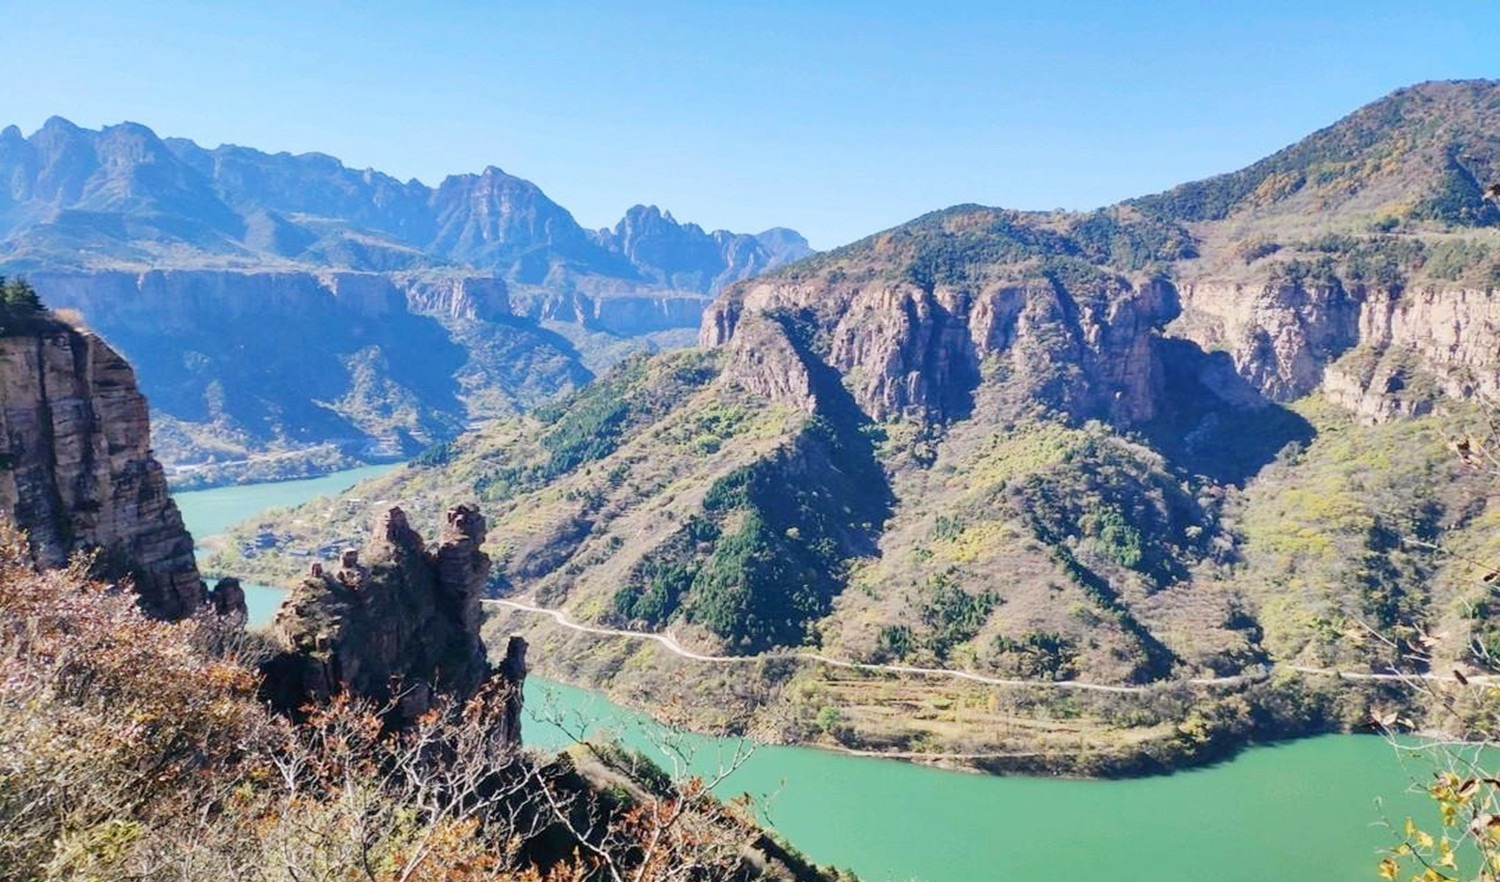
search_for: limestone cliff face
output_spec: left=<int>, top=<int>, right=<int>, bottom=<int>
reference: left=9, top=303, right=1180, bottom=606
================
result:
left=1174, top=281, right=1500, bottom=422
left=0, top=326, right=201, bottom=618
left=720, top=313, right=819, bottom=413
left=508, top=286, right=710, bottom=336
left=401, top=275, right=511, bottom=321
left=265, top=504, right=526, bottom=739
left=704, top=274, right=1179, bottom=425
left=1172, top=281, right=1363, bottom=402
left=30, top=269, right=510, bottom=326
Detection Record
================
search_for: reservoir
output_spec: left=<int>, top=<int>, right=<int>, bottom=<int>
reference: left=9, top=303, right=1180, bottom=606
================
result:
left=172, top=468, right=1447, bottom=882
left=176, top=463, right=400, bottom=624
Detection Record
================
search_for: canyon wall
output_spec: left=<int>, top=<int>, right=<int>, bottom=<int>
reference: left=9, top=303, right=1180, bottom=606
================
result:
left=1175, top=281, right=1500, bottom=422
left=704, top=274, right=1180, bottom=426
left=0, top=324, right=201, bottom=617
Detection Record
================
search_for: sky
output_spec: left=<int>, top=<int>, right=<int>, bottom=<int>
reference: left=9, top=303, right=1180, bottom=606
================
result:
left=1, top=1, right=1497, bottom=250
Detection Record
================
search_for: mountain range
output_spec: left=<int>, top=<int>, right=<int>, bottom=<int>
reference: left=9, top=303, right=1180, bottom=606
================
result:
left=0, top=118, right=812, bottom=485
left=231, top=79, right=1500, bottom=773
left=0, top=116, right=811, bottom=287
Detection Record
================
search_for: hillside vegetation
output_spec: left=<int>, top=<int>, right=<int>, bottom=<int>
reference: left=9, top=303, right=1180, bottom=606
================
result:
left=233, top=80, right=1500, bottom=772
left=0, top=528, right=854, bottom=882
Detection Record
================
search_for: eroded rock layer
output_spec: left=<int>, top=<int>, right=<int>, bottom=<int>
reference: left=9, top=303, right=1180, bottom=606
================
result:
left=0, top=326, right=201, bottom=618
left=265, top=504, right=525, bottom=739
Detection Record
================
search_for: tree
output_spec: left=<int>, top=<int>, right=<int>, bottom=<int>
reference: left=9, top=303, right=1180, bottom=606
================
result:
left=0, top=275, right=54, bottom=335
left=1378, top=423, right=1500, bottom=881
left=1, top=276, right=42, bottom=313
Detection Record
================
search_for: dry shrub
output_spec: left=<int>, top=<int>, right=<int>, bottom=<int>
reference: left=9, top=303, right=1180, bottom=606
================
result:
left=0, top=525, right=827, bottom=882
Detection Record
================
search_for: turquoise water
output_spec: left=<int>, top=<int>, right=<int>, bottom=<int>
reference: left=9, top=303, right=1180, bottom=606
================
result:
left=174, top=463, right=400, bottom=627
left=170, top=470, right=1454, bottom=882
left=174, top=463, right=400, bottom=542
left=240, top=582, right=286, bottom=626
left=524, top=678, right=1443, bottom=882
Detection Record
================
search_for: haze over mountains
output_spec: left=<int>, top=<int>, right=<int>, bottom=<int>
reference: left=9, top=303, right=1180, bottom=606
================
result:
left=0, top=117, right=812, bottom=484
left=0, top=116, right=812, bottom=286
left=233, top=79, right=1500, bottom=771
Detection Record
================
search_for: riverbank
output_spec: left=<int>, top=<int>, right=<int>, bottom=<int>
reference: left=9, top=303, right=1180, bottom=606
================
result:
left=174, top=464, right=404, bottom=627
left=177, top=463, right=402, bottom=546
left=481, top=595, right=1451, bottom=779
left=522, top=676, right=1443, bottom=882
left=167, top=472, right=1457, bottom=882
left=162, top=442, right=394, bottom=492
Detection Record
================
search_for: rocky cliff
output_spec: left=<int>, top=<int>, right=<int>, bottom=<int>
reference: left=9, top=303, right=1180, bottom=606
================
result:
left=200, top=79, right=1500, bottom=773
left=1141, top=79, right=1500, bottom=423
left=0, top=322, right=201, bottom=618
left=704, top=211, right=1182, bottom=426
left=263, top=504, right=525, bottom=738
left=1174, top=280, right=1500, bottom=425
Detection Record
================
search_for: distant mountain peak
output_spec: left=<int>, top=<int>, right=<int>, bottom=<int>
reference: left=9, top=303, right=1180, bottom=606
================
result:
left=0, top=118, right=815, bottom=290
left=39, top=115, right=80, bottom=134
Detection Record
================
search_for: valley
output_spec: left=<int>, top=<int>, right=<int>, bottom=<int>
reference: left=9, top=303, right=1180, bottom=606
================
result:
left=0, top=120, right=812, bottom=486
left=8, top=8, right=1500, bottom=881
left=225, top=80, right=1500, bottom=774
left=174, top=471, right=1446, bottom=882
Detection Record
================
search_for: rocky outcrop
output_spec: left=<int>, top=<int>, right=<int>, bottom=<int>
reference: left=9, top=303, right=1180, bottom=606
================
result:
left=721, top=313, right=819, bottom=412
left=208, top=576, right=247, bottom=620
left=706, top=274, right=1179, bottom=425
left=264, top=504, right=526, bottom=738
left=1174, top=281, right=1500, bottom=421
left=0, top=325, right=201, bottom=618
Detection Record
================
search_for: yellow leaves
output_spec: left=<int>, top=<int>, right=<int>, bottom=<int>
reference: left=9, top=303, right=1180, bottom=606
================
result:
left=1437, top=840, right=1458, bottom=870
left=1385, top=772, right=1500, bottom=882
left=204, top=661, right=259, bottom=694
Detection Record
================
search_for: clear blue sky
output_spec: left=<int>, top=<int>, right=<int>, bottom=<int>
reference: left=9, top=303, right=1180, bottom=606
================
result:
left=1, top=0, right=1496, bottom=249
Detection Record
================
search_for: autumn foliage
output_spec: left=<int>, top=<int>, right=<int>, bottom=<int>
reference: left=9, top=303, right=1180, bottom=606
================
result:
left=0, top=526, right=844, bottom=882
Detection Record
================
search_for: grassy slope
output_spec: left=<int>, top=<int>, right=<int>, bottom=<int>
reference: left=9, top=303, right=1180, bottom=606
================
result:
left=230, top=81, right=1500, bottom=773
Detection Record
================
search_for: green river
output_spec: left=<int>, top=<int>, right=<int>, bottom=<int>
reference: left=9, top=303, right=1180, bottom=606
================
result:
left=176, top=463, right=399, bottom=624
left=174, top=467, right=1446, bottom=882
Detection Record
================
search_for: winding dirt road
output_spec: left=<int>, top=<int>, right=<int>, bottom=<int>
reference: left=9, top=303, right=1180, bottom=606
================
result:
left=487, top=598, right=1500, bottom=693
left=483, top=598, right=1274, bottom=694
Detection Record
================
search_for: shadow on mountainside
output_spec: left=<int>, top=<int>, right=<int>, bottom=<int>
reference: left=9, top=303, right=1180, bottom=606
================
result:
left=1142, top=337, right=1316, bottom=486
left=769, top=307, right=896, bottom=542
